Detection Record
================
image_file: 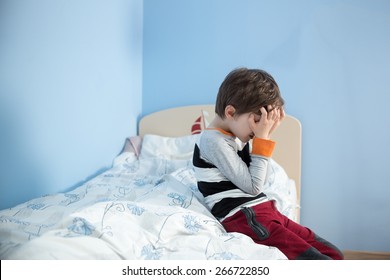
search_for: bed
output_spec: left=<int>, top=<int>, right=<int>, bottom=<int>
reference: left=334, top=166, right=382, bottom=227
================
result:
left=0, top=104, right=301, bottom=260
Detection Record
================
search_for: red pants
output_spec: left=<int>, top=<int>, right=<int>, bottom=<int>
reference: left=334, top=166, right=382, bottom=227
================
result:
left=222, top=201, right=344, bottom=260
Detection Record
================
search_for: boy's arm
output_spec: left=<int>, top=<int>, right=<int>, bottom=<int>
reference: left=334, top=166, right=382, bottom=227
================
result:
left=199, top=134, right=274, bottom=196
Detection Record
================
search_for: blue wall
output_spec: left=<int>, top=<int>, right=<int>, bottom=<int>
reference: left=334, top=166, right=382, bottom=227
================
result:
left=143, top=0, right=390, bottom=251
left=0, top=0, right=143, bottom=209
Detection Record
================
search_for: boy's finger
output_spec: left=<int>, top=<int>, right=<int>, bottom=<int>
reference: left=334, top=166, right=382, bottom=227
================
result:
left=259, top=107, right=267, bottom=116
left=260, top=107, right=268, bottom=118
left=280, top=107, right=285, bottom=119
left=269, top=107, right=277, bottom=120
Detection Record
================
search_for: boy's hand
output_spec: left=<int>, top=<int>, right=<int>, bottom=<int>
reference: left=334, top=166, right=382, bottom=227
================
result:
left=249, top=106, right=285, bottom=140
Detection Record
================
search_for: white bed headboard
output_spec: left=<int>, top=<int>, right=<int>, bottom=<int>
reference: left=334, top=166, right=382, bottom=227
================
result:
left=139, top=104, right=301, bottom=221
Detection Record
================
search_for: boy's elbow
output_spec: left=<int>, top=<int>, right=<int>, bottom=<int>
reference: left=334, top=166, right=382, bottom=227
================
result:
left=249, top=180, right=267, bottom=195
left=249, top=187, right=263, bottom=196
left=241, top=179, right=264, bottom=195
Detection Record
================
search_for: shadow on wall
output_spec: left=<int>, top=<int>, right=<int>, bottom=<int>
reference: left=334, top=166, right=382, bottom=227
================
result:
left=62, top=166, right=111, bottom=194
left=0, top=96, right=47, bottom=210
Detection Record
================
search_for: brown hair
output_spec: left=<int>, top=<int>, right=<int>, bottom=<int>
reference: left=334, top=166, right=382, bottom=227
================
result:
left=215, top=67, right=284, bottom=118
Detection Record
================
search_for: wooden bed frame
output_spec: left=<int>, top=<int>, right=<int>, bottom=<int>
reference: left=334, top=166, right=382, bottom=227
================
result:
left=139, top=104, right=301, bottom=222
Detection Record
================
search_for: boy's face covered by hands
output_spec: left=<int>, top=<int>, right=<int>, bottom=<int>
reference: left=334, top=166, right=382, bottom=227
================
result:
left=229, top=105, right=284, bottom=143
left=226, top=106, right=285, bottom=143
left=248, top=105, right=285, bottom=140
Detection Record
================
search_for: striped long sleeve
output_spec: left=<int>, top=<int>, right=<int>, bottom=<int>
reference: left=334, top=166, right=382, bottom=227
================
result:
left=192, top=129, right=275, bottom=219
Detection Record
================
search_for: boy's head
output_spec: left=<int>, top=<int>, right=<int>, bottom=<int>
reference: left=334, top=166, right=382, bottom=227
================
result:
left=215, top=68, right=284, bottom=119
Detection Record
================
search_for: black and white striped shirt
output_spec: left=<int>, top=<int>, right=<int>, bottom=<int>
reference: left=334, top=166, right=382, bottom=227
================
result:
left=192, top=128, right=275, bottom=220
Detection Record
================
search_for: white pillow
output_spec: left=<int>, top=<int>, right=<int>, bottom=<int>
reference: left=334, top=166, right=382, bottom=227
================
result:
left=139, top=134, right=200, bottom=160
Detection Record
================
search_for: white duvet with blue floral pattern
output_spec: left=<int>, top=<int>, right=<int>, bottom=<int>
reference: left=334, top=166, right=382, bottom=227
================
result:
left=0, top=149, right=294, bottom=260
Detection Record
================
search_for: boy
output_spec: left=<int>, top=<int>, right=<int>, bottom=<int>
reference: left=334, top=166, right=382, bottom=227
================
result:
left=192, top=68, right=343, bottom=260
